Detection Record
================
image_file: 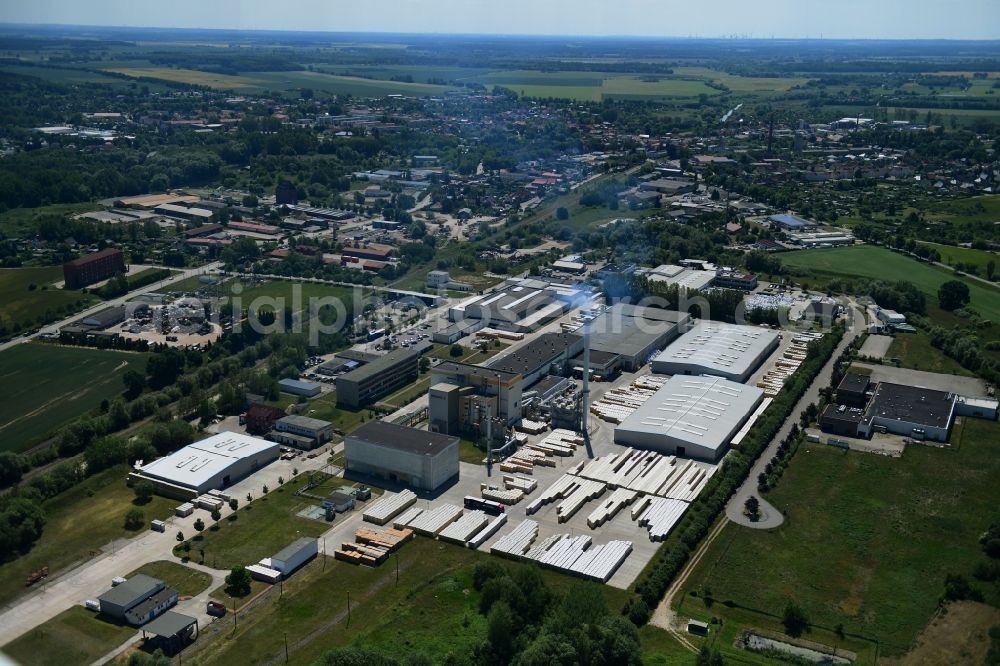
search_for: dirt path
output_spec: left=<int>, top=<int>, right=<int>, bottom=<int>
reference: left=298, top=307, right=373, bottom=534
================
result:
left=650, top=516, right=730, bottom=653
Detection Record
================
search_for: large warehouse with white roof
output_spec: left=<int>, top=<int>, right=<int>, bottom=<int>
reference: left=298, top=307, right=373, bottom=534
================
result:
left=651, top=321, right=779, bottom=383
left=614, top=375, right=765, bottom=461
left=129, top=432, right=280, bottom=498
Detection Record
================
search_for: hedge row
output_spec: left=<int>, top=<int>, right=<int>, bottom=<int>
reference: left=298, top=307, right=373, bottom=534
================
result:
left=633, top=323, right=845, bottom=609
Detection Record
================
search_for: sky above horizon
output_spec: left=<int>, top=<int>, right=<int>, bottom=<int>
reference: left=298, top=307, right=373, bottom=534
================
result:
left=1, top=0, right=998, bottom=40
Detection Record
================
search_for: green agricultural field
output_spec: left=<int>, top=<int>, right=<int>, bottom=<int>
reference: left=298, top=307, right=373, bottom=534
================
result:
left=103, top=67, right=455, bottom=97
left=0, top=266, right=96, bottom=338
left=677, top=417, right=1000, bottom=661
left=929, top=194, right=1000, bottom=223
left=886, top=331, right=977, bottom=376
left=0, top=344, right=148, bottom=452
left=237, top=280, right=367, bottom=318
left=0, top=202, right=97, bottom=236
left=780, top=245, right=1000, bottom=322
left=917, top=241, right=998, bottom=275
left=672, top=66, right=812, bottom=92
left=126, top=560, right=213, bottom=598
left=475, top=70, right=724, bottom=101
left=174, top=476, right=330, bottom=570
left=0, top=64, right=134, bottom=87
left=184, top=537, right=633, bottom=666
left=1, top=606, right=137, bottom=666
left=0, top=464, right=176, bottom=608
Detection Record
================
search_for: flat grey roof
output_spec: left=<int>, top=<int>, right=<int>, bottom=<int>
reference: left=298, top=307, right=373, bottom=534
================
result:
left=863, top=382, right=955, bottom=430
left=349, top=421, right=458, bottom=456
left=277, top=414, right=331, bottom=430
left=273, top=537, right=317, bottom=563
left=338, top=348, right=418, bottom=384
left=433, top=360, right=520, bottom=382
left=487, top=332, right=581, bottom=376
left=98, top=574, right=162, bottom=608
left=129, top=587, right=177, bottom=619
left=616, top=375, right=765, bottom=451
left=589, top=304, right=688, bottom=359
left=142, top=610, right=197, bottom=637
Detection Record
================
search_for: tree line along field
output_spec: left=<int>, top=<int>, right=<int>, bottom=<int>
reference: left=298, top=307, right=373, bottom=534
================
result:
left=676, top=417, right=1000, bottom=663
left=0, top=344, right=148, bottom=453
left=779, top=245, right=1000, bottom=322
left=0, top=266, right=96, bottom=337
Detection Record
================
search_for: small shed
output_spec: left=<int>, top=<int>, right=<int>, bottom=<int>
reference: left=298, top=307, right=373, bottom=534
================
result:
left=142, top=610, right=198, bottom=654
left=687, top=619, right=709, bottom=636
left=323, top=491, right=356, bottom=513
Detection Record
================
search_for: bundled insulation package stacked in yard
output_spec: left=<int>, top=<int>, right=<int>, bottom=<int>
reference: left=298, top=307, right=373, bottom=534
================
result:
left=556, top=478, right=607, bottom=523
left=586, top=488, right=638, bottom=528
left=407, top=504, right=464, bottom=536
left=439, top=510, right=490, bottom=545
left=637, top=497, right=689, bottom=541
left=468, top=514, right=507, bottom=549
left=363, top=489, right=417, bottom=525
left=490, top=519, right=539, bottom=557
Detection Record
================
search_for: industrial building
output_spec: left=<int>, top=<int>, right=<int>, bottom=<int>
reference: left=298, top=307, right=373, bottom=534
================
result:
left=858, top=382, right=956, bottom=442
left=447, top=277, right=587, bottom=332
left=63, top=247, right=126, bottom=289
left=98, top=574, right=178, bottom=626
left=487, top=332, right=584, bottom=387
left=130, top=433, right=280, bottom=498
left=651, top=322, right=779, bottom=383
left=335, top=348, right=419, bottom=408
left=245, top=404, right=287, bottom=435
left=585, top=304, right=691, bottom=372
left=345, top=421, right=459, bottom=491
left=614, top=375, right=765, bottom=461
left=641, top=264, right=716, bottom=292
left=432, top=319, right=485, bottom=344
left=278, top=378, right=322, bottom=398
left=429, top=361, right=523, bottom=435
left=836, top=373, right=871, bottom=407
left=769, top=213, right=817, bottom=231
left=272, top=414, right=333, bottom=448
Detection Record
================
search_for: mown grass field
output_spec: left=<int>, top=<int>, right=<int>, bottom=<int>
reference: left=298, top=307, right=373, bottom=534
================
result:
left=184, top=536, right=637, bottom=666
left=174, top=475, right=329, bottom=571
left=917, top=241, right=998, bottom=275
left=0, top=464, right=176, bottom=608
left=0, top=266, right=96, bottom=337
left=0, top=344, right=148, bottom=452
left=126, top=560, right=213, bottom=598
left=780, top=245, right=1000, bottom=322
left=1, top=605, right=137, bottom=666
left=677, top=417, right=1000, bottom=661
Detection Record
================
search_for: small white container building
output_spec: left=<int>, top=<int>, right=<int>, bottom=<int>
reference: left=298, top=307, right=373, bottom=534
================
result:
left=271, top=537, right=318, bottom=576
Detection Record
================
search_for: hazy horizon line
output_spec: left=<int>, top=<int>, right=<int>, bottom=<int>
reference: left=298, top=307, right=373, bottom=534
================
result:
left=3, top=21, right=999, bottom=43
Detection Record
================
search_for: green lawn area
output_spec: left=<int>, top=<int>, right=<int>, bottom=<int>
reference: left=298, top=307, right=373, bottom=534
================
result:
left=0, top=266, right=97, bottom=337
left=917, top=241, right=998, bottom=275
left=182, top=537, right=634, bottom=666
left=929, top=194, right=1000, bottom=223
left=174, top=476, right=330, bottom=570
left=0, top=343, right=149, bottom=452
left=0, top=464, right=176, bottom=608
left=301, top=391, right=367, bottom=433
left=677, top=416, right=1000, bottom=661
left=459, top=438, right=487, bottom=465
left=126, top=560, right=213, bottom=598
left=0, top=202, right=97, bottom=236
left=1, top=605, right=137, bottom=666
left=237, top=280, right=367, bottom=318
left=886, top=331, right=977, bottom=376
left=780, top=245, right=1000, bottom=322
